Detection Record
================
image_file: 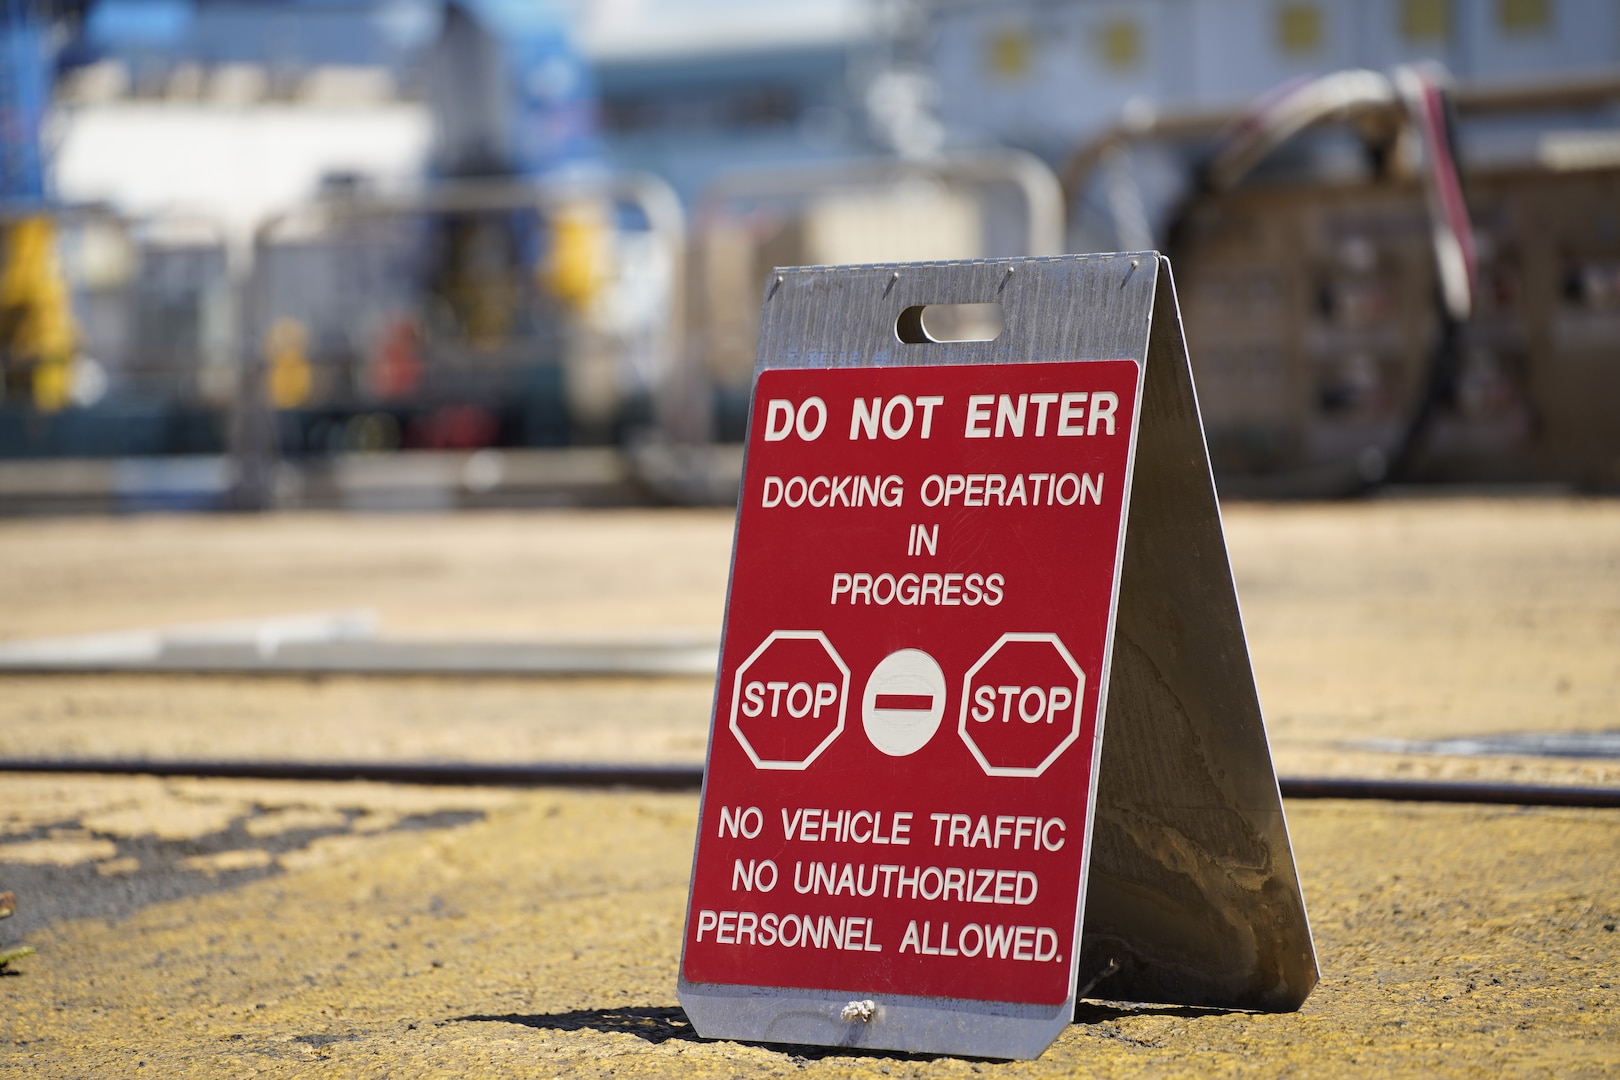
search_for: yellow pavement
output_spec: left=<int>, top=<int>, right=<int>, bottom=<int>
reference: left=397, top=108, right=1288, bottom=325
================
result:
left=2, top=499, right=1618, bottom=1075
left=4, top=781, right=1617, bottom=1076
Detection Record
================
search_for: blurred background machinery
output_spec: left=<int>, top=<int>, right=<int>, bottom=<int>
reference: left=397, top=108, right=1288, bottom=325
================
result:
left=3, top=0, right=679, bottom=508
left=0, top=0, right=1617, bottom=509
left=1064, top=70, right=1620, bottom=494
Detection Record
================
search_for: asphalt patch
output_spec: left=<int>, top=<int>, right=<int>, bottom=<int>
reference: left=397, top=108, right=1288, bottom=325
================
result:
left=0, top=807, right=486, bottom=944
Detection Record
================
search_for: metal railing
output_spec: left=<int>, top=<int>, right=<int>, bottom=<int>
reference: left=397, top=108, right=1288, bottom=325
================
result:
left=232, top=170, right=686, bottom=508
left=1, top=202, right=237, bottom=397
left=695, top=150, right=1065, bottom=260
left=681, top=150, right=1066, bottom=451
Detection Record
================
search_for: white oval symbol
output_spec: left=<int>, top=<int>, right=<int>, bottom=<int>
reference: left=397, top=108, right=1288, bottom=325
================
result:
left=861, top=648, right=947, bottom=757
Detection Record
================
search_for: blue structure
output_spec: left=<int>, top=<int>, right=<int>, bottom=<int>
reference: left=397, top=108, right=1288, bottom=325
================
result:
left=0, top=0, right=50, bottom=208
left=434, top=0, right=597, bottom=180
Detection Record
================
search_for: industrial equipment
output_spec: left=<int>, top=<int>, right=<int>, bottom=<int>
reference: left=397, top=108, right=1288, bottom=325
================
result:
left=1065, top=71, right=1620, bottom=494
left=5, top=0, right=1619, bottom=506
left=0, top=0, right=675, bottom=507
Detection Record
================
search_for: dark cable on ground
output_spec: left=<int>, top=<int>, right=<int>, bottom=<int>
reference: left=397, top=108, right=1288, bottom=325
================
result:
left=3, top=758, right=1618, bottom=808
left=0, top=759, right=706, bottom=791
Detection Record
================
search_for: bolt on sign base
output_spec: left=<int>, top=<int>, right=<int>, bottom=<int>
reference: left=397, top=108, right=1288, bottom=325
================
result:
left=678, top=254, right=1318, bottom=1060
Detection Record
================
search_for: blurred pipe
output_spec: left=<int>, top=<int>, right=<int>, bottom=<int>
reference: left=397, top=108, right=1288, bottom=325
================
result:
left=1393, top=64, right=1476, bottom=321
left=1059, top=110, right=1232, bottom=206
left=1100, top=144, right=1154, bottom=253
left=0, top=636, right=720, bottom=677
left=1204, top=69, right=1397, bottom=193
left=1059, top=71, right=1620, bottom=208
left=1451, top=72, right=1620, bottom=114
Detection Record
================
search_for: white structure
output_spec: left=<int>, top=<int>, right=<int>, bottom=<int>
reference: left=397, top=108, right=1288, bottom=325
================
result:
left=926, top=0, right=1620, bottom=150
left=50, top=101, right=430, bottom=240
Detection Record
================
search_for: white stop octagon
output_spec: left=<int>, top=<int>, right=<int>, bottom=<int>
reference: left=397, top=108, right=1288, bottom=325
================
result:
left=958, top=632, right=1087, bottom=778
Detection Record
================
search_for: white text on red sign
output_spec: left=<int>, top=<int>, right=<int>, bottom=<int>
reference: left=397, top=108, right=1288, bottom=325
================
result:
left=762, top=391, right=1121, bottom=443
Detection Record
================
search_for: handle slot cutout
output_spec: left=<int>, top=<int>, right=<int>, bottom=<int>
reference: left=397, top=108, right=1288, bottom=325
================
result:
left=896, top=303, right=1005, bottom=344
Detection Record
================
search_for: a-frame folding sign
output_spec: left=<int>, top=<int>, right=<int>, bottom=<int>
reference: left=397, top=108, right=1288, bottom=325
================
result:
left=678, top=253, right=1318, bottom=1060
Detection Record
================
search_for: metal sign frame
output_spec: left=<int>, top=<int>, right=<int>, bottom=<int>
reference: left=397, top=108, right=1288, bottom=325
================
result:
left=678, top=252, right=1317, bottom=1059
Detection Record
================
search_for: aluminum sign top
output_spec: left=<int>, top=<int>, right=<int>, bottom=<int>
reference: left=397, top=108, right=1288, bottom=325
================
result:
left=753, top=255, right=1160, bottom=372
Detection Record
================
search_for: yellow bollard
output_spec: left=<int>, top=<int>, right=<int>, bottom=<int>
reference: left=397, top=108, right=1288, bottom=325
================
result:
left=0, top=216, right=78, bottom=412
left=540, top=199, right=611, bottom=313
left=265, top=316, right=313, bottom=409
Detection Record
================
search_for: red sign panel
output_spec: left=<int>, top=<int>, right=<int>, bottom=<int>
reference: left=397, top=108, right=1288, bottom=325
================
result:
left=684, top=359, right=1141, bottom=1007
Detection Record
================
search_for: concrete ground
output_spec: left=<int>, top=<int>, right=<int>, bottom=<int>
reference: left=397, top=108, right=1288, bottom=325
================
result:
left=2, top=499, right=1618, bottom=1075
